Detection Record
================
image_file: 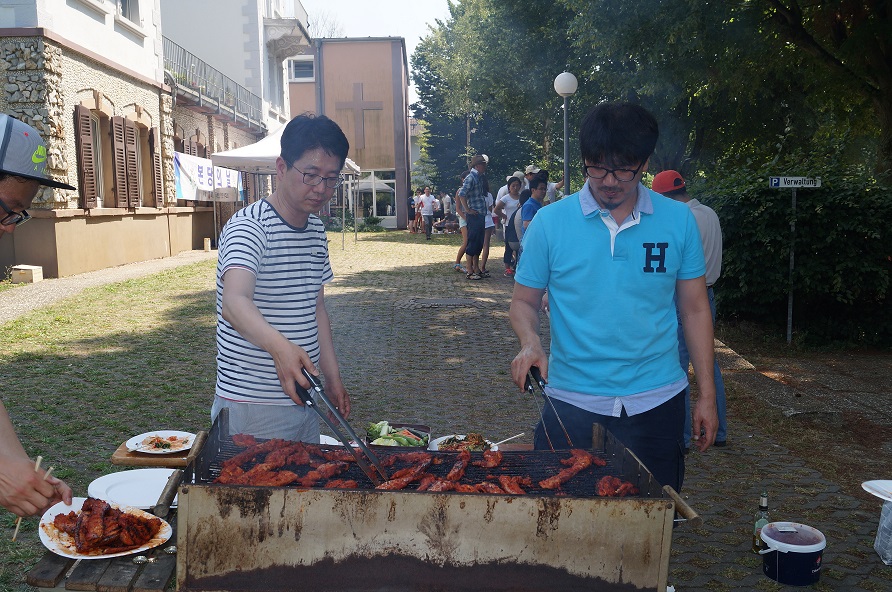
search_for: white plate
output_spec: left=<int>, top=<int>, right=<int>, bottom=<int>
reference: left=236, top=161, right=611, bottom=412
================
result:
left=39, top=497, right=172, bottom=559
left=88, top=469, right=177, bottom=510
left=428, top=435, right=497, bottom=452
left=862, top=480, right=892, bottom=502
left=125, top=430, right=195, bottom=454
left=319, top=435, right=359, bottom=447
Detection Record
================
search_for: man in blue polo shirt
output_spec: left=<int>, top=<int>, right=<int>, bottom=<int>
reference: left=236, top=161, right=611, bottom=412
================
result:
left=509, top=102, right=717, bottom=492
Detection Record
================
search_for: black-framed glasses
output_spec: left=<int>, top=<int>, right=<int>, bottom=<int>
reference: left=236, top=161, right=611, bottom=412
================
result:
left=292, top=166, right=344, bottom=189
left=0, top=199, right=30, bottom=227
left=583, top=162, right=644, bottom=183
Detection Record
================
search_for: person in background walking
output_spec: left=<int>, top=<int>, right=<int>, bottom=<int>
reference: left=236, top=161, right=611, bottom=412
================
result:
left=523, top=165, right=564, bottom=202
left=441, top=191, right=454, bottom=218
left=521, top=178, right=548, bottom=231
left=457, top=154, right=489, bottom=280
left=494, top=176, right=522, bottom=275
left=480, top=182, right=495, bottom=277
left=497, top=171, right=524, bottom=200
left=0, top=114, right=75, bottom=516
left=419, top=185, right=436, bottom=239
left=505, top=188, right=530, bottom=274
left=413, top=188, right=424, bottom=234
left=453, top=170, right=470, bottom=273
left=652, top=170, right=728, bottom=450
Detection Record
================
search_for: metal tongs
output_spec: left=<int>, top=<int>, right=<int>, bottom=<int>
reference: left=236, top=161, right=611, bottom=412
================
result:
left=524, top=366, right=574, bottom=451
left=294, top=368, right=389, bottom=485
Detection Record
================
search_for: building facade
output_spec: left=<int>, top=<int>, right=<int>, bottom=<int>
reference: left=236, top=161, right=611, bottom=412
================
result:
left=288, top=37, right=410, bottom=229
left=0, top=0, right=308, bottom=278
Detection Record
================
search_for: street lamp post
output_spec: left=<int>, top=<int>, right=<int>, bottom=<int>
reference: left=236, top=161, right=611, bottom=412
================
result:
left=553, top=72, right=578, bottom=196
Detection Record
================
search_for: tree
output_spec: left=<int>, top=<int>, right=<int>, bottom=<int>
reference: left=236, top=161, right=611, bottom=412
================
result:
left=308, top=9, right=344, bottom=38
left=755, top=0, right=892, bottom=175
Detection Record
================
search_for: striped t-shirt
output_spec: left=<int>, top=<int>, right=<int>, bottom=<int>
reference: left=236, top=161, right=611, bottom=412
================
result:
left=215, top=199, right=333, bottom=404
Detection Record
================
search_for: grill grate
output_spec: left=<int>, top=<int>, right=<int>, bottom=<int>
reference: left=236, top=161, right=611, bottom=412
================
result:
left=184, top=413, right=663, bottom=499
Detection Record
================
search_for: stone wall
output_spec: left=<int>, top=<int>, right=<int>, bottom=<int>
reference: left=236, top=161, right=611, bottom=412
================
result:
left=56, top=41, right=162, bottom=210
left=0, top=36, right=72, bottom=207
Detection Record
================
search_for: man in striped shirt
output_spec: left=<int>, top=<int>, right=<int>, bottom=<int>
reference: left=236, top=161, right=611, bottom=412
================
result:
left=212, top=114, right=351, bottom=442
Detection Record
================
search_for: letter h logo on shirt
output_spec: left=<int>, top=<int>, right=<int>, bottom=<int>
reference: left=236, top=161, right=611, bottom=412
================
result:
left=642, top=242, right=668, bottom=273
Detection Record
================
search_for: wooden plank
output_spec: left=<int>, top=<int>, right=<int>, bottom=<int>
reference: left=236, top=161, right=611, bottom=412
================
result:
left=65, top=558, right=109, bottom=591
left=25, top=553, right=74, bottom=588
left=133, top=514, right=178, bottom=592
left=130, top=553, right=175, bottom=592
left=96, top=557, right=140, bottom=592
left=109, top=441, right=189, bottom=468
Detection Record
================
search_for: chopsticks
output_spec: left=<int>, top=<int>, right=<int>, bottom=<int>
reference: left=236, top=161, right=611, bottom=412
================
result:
left=11, top=456, right=54, bottom=542
left=492, top=432, right=525, bottom=447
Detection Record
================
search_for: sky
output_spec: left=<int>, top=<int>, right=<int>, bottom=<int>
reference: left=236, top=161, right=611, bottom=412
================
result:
left=297, top=0, right=453, bottom=103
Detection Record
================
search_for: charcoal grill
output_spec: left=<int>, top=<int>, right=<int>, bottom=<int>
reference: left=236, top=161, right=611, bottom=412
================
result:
left=176, top=409, right=697, bottom=592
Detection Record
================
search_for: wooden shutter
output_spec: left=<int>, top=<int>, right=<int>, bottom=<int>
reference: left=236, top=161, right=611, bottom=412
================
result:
left=74, top=105, right=98, bottom=209
left=149, top=127, right=164, bottom=208
left=110, top=116, right=128, bottom=208
left=124, top=119, right=140, bottom=208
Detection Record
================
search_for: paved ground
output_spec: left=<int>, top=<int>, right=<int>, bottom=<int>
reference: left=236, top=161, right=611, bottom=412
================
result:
left=3, top=232, right=890, bottom=591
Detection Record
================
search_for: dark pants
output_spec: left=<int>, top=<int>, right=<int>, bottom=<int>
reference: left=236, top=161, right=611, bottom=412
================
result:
left=423, top=214, right=433, bottom=238
left=503, top=241, right=515, bottom=267
left=533, top=390, right=686, bottom=492
left=465, top=213, right=485, bottom=257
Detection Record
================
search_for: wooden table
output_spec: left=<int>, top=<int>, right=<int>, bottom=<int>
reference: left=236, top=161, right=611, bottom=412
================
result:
left=26, top=516, right=178, bottom=592
left=25, top=432, right=206, bottom=591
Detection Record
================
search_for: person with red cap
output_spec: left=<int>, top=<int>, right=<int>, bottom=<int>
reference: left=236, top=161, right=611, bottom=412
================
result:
left=0, top=113, right=74, bottom=516
left=651, top=170, right=728, bottom=450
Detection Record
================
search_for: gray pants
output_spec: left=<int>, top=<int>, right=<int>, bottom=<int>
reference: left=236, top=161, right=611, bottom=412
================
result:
left=211, top=396, right=320, bottom=442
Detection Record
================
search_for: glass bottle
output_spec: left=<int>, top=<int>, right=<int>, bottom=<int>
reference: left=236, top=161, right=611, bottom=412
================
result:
left=752, top=491, right=770, bottom=554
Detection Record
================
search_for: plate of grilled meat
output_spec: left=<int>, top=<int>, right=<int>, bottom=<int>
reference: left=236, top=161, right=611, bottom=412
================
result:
left=39, top=497, right=171, bottom=559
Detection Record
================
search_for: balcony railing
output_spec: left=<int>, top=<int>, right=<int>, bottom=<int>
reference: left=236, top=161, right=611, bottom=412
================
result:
left=163, top=36, right=264, bottom=129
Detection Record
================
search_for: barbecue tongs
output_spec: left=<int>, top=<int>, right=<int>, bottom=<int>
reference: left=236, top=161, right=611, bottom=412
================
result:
left=294, top=368, right=389, bottom=485
left=524, top=366, right=574, bottom=451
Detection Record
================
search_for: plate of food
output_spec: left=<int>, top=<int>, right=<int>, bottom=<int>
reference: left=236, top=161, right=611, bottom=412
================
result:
left=125, top=430, right=195, bottom=454
left=88, top=469, right=177, bottom=510
left=40, top=497, right=171, bottom=559
left=428, top=433, right=496, bottom=452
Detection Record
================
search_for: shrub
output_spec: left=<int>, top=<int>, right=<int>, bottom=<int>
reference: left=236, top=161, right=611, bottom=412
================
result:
left=705, top=159, right=892, bottom=345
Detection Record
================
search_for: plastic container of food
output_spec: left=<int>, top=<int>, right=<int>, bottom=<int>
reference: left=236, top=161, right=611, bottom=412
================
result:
left=365, top=422, right=430, bottom=450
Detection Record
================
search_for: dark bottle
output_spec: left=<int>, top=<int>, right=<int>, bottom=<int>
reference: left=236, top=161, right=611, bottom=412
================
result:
left=752, top=491, right=770, bottom=553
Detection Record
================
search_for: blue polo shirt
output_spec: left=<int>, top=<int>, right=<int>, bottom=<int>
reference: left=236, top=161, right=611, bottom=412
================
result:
left=521, top=196, right=542, bottom=222
left=515, top=182, right=705, bottom=397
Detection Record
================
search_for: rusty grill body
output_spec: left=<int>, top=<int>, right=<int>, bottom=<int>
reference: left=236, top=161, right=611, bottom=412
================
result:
left=176, top=411, right=678, bottom=592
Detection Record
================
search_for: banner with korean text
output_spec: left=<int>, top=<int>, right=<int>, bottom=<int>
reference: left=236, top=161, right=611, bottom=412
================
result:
left=174, top=151, right=243, bottom=201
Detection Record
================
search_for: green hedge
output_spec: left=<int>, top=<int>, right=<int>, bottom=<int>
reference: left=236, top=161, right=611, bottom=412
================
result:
left=702, top=163, right=891, bottom=346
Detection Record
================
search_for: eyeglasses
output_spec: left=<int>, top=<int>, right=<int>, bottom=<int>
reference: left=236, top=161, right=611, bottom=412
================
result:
left=0, top=199, right=30, bottom=227
left=583, top=162, right=644, bottom=183
left=291, top=166, right=344, bottom=189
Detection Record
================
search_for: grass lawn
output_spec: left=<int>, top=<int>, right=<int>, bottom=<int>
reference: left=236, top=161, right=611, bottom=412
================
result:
left=0, top=259, right=218, bottom=591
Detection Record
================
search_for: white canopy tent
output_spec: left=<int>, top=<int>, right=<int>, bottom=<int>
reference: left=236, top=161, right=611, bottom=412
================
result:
left=210, top=125, right=361, bottom=246
left=211, top=124, right=360, bottom=175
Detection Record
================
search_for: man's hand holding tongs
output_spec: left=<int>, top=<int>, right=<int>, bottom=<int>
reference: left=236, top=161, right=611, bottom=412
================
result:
left=511, top=343, right=549, bottom=392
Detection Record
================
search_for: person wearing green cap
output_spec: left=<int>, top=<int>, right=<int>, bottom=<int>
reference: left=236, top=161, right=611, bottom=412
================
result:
left=0, top=113, right=74, bottom=516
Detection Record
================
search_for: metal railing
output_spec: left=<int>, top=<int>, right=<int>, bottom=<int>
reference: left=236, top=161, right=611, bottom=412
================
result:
left=163, top=36, right=263, bottom=127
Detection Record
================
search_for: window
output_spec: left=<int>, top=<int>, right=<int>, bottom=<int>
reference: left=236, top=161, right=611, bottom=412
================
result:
left=288, top=57, right=314, bottom=82
left=118, top=0, right=139, bottom=24
left=75, top=104, right=163, bottom=209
